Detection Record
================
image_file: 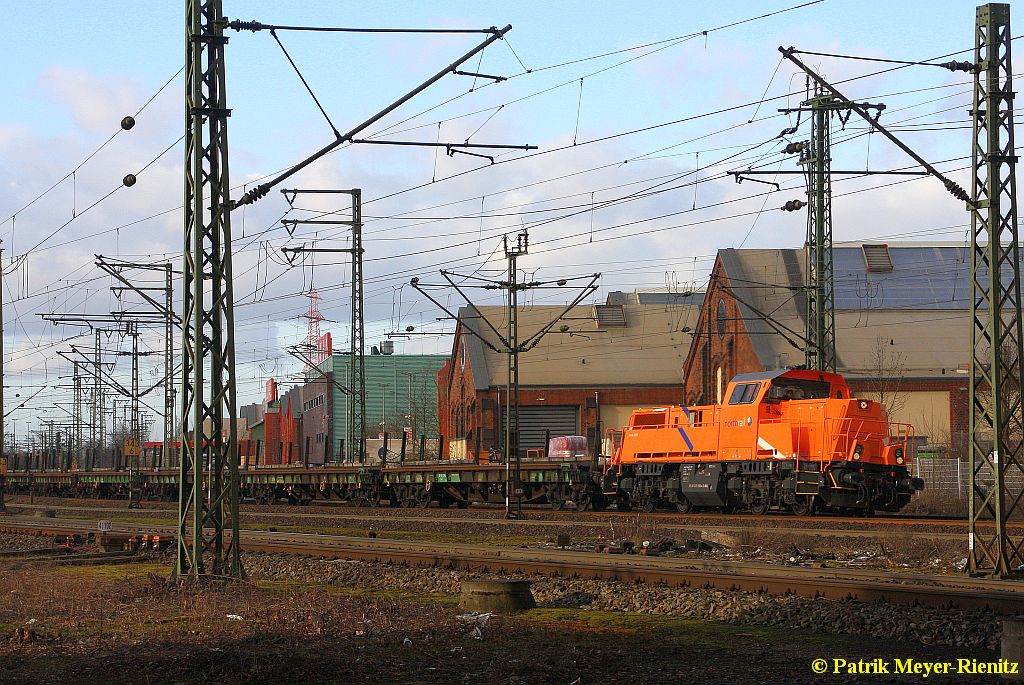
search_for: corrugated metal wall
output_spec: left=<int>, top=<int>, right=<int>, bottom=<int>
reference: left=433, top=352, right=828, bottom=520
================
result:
left=327, top=354, right=447, bottom=449
left=505, top=405, right=579, bottom=450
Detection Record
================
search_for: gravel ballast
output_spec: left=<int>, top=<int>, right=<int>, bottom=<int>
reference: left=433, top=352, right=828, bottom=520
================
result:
left=242, top=553, right=1000, bottom=650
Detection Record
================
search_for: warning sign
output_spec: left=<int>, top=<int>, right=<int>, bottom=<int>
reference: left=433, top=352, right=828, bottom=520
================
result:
left=123, top=438, right=141, bottom=457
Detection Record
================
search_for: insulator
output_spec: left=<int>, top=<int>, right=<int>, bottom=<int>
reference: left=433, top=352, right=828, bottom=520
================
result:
left=409, top=277, right=419, bottom=286
left=229, top=19, right=264, bottom=33
left=120, top=116, right=136, bottom=131
left=939, top=60, right=977, bottom=73
left=782, top=199, right=806, bottom=212
left=122, top=174, right=137, bottom=187
left=784, top=141, right=807, bottom=155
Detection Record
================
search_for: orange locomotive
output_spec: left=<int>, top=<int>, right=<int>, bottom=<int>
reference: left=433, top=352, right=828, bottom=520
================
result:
left=603, top=368, right=924, bottom=515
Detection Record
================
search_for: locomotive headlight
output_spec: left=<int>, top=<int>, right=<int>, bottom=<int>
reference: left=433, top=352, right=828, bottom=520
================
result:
left=896, top=456, right=905, bottom=465
left=858, top=400, right=869, bottom=410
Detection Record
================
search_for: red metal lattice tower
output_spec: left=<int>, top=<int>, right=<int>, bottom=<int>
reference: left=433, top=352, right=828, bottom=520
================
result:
left=303, top=287, right=324, bottom=369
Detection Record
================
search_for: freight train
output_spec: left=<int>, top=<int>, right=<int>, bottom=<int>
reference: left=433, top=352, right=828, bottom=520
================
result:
left=1, top=369, right=923, bottom=515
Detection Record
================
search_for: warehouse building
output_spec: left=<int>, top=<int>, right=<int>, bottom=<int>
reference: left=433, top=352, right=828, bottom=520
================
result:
left=437, top=290, right=702, bottom=460
left=682, top=243, right=998, bottom=455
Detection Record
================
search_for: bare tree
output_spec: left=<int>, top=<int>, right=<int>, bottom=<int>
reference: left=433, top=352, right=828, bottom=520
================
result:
left=866, top=336, right=908, bottom=418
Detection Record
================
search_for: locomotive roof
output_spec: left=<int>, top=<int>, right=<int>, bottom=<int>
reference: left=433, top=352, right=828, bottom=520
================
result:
left=730, top=368, right=845, bottom=384
left=729, top=369, right=789, bottom=383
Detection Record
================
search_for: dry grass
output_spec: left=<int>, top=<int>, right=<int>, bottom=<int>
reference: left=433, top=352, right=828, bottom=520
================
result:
left=0, top=555, right=998, bottom=684
left=902, top=489, right=967, bottom=517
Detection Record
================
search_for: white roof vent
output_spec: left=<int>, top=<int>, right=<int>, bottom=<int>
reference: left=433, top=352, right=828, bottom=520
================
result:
left=862, top=244, right=893, bottom=272
left=594, top=304, right=626, bottom=328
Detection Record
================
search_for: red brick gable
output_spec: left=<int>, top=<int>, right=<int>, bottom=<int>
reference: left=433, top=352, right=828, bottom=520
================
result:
left=682, top=257, right=762, bottom=404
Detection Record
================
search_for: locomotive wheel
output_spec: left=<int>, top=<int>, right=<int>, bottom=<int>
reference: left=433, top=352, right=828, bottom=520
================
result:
left=616, top=498, right=632, bottom=513
left=675, top=497, right=692, bottom=514
left=750, top=498, right=770, bottom=516
left=456, top=500, right=470, bottom=509
left=790, top=495, right=816, bottom=517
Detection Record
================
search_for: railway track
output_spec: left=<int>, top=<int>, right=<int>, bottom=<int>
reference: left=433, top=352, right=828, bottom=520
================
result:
left=0, top=515, right=1015, bottom=614
left=7, top=497, right=975, bottom=526
left=4, top=501, right=971, bottom=540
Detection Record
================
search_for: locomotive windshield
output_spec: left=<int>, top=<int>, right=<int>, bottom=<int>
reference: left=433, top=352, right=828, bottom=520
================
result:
left=764, top=377, right=831, bottom=402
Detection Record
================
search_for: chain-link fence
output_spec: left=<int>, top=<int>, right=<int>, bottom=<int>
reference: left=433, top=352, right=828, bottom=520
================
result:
left=913, top=458, right=966, bottom=498
left=913, top=457, right=1024, bottom=498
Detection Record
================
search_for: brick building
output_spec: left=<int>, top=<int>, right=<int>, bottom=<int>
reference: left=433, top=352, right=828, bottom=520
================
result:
left=238, top=380, right=302, bottom=465
left=682, top=244, right=993, bottom=454
left=437, top=290, right=702, bottom=459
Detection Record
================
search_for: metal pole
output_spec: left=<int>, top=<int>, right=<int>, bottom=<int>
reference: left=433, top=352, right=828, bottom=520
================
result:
left=73, top=362, right=82, bottom=470
left=163, top=263, right=174, bottom=470
left=504, top=231, right=527, bottom=519
left=0, top=249, right=5, bottom=513
left=802, top=84, right=836, bottom=372
left=178, top=0, right=243, bottom=579
left=968, top=2, right=1024, bottom=577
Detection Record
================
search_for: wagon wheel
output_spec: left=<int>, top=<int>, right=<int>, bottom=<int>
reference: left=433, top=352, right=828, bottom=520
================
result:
left=790, top=495, right=816, bottom=517
left=640, top=497, right=657, bottom=514
left=547, top=487, right=566, bottom=511
left=674, top=497, right=693, bottom=514
left=575, top=493, right=592, bottom=512
left=396, top=486, right=415, bottom=508
left=415, top=489, right=432, bottom=508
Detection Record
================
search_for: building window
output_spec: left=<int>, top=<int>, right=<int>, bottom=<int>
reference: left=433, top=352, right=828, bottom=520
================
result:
left=701, top=343, right=710, bottom=402
left=726, top=339, right=734, bottom=381
left=716, top=300, right=727, bottom=338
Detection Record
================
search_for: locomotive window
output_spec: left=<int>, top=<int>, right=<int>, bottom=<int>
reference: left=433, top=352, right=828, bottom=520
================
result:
left=632, top=412, right=667, bottom=427
left=728, top=382, right=760, bottom=405
left=765, top=378, right=831, bottom=402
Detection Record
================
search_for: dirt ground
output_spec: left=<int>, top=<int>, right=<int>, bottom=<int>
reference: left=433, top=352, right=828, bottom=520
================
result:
left=0, top=556, right=1006, bottom=685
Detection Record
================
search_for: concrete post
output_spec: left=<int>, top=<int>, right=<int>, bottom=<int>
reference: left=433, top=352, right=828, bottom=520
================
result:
left=1001, top=617, right=1024, bottom=681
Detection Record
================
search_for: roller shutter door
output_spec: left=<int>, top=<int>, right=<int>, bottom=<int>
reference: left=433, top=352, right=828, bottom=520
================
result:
left=505, top=405, right=579, bottom=450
